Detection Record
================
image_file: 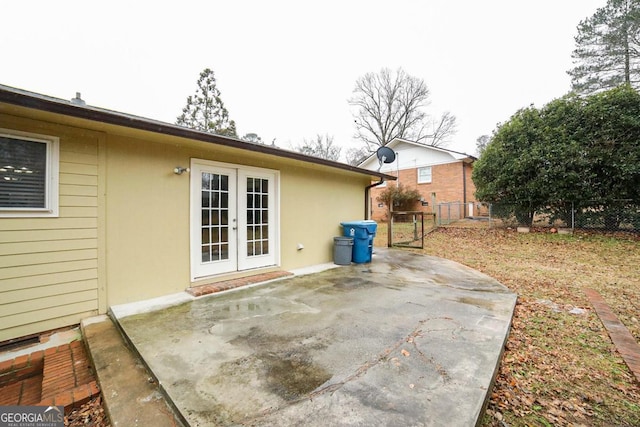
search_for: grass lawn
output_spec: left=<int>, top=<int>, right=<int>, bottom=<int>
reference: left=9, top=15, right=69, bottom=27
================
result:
left=375, top=224, right=640, bottom=426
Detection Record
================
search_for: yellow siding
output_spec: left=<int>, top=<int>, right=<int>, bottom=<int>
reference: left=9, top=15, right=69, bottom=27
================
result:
left=104, top=135, right=370, bottom=305
left=0, top=228, right=97, bottom=243
left=0, top=260, right=98, bottom=283
left=0, top=115, right=101, bottom=342
left=2, top=279, right=97, bottom=304
left=0, top=107, right=377, bottom=340
left=1, top=218, right=98, bottom=231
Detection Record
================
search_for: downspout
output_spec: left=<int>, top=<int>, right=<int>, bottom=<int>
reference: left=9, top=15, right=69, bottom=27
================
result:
left=462, top=162, right=467, bottom=207
left=365, top=178, right=386, bottom=219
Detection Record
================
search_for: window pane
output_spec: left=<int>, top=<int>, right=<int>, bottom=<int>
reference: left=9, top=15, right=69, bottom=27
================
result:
left=201, top=191, right=209, bottom=208
left=221, top=192, right=228, bottom=208
left=202, top=227, right=210, bottom=244
left=212, top=174, right=220, bottom=191
left=261, top=179, right=268, bottom=193
left=201, top=173, right=211, bottom=190
left=247, top=194, right=253, bottom=208
left=262, top=225, right=269, bottom=239
left=201, top=245, right=210, bottom=263
left=220, top=243, right=229, bottom=260
left=211, top=210, right=219, bottom=225
left=255, top=194, right=261, bottom=208
left=202, top=210, right=210, bottom=226
left=418, top=167, right=432, bottom=183
left=221, top=209, right=228, bottom=225
left=262, top=195, right=268, bottom=208
left=261, top=240, right=269, bottom=255
left=0, top=137, right=47, bottom=208
left=221, top=175, right=228, bottom=191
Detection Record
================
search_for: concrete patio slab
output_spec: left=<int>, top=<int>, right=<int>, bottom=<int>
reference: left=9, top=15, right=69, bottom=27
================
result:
left=111, top=248, right=517, bottom=427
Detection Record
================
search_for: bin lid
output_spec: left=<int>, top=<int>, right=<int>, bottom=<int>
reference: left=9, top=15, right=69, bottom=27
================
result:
left=340, top=220, right=377, bottom=232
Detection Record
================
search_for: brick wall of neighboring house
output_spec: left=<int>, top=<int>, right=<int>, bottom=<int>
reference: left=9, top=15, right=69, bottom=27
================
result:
left=369, top=161, right=477, bottom=221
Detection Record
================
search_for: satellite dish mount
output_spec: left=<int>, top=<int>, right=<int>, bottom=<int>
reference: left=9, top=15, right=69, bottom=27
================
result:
left=376, top=146, right=396, bottom=172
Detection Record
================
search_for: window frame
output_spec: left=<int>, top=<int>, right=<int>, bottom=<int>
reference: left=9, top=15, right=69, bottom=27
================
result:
left=417, top=166, right=432, bottom=184
left=0, top=128, right=59, bottom=218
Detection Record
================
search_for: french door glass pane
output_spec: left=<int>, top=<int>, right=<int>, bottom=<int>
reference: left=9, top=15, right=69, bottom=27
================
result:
left=245, top=177, right=269, bottom=257
left=201, top=172, right=230, bottom=262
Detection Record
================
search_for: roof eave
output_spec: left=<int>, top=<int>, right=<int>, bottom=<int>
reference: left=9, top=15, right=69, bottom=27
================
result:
left=0, top=85, right=396, bottom=181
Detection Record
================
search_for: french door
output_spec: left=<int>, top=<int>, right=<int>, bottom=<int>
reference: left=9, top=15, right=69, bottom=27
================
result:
left=190, top=160, right=278, bottom=280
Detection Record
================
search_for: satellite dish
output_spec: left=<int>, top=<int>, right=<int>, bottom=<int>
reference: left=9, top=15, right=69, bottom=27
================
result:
left=376, top=146, right=396, bottom=171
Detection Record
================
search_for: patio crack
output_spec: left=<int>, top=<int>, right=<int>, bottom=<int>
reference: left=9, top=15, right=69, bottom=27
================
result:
left=242, top=316, right=458, bottom=424
left=310, top=316, right=459, bottom=396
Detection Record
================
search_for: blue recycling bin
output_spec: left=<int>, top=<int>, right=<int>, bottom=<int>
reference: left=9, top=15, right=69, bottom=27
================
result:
left=340, top=220, right=377, bottom=263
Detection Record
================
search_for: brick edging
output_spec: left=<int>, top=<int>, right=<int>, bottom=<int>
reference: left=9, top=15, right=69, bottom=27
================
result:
left=585, top=288, right=640, bottom=385
left=187, top=271, right=293, bottom=297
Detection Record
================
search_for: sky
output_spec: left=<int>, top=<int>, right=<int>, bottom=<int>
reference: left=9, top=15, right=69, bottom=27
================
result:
left=2, top=1, right=607, bottom=158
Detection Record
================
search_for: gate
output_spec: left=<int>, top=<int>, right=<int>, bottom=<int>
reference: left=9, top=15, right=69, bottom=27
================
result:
left=389, top=211, right=435, bottom=249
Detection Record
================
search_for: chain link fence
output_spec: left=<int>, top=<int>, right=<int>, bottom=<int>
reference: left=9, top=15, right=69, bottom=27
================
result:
left=437, top=202, right=491, bottom=227
left=488, top=201, right=639, bottom=233
left=436, top=200, right=639, bottom=233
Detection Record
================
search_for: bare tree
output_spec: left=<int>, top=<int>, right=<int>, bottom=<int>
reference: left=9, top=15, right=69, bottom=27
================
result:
left=349, top=67, right=456, bottom=149
left=293, top=134, right=341, bottom=161
left=429, top=111, right=457, bottom=147
left=345, top=146, right=371, bottom=166
left=475, top=134, right=491, bottom=156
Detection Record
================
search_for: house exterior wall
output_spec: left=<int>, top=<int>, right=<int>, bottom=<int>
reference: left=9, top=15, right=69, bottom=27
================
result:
left=369, top=161, right=476, bottom=221
left=0, top=110, right=373, bottom=342
left=101, top=132, right=371, bottom=306
left=0, top=114, right=104, bottom=342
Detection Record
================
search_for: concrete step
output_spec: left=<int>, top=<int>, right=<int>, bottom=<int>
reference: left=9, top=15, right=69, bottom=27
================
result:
left=81, top=315, right=184, bottom=427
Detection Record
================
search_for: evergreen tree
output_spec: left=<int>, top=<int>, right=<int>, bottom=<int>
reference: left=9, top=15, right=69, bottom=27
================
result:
left=241, top=133, right=263, bottom=144
left=473, top=86, right=640, bottom=227
left=176, top=68, right=237, bottom=137
left=568, top=0, right=640, bottom=95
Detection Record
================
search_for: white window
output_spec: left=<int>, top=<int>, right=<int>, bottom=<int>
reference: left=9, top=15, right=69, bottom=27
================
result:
left=0, top=129, right=59, bottom=217
left=417, top=166, right=432, bottom=184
